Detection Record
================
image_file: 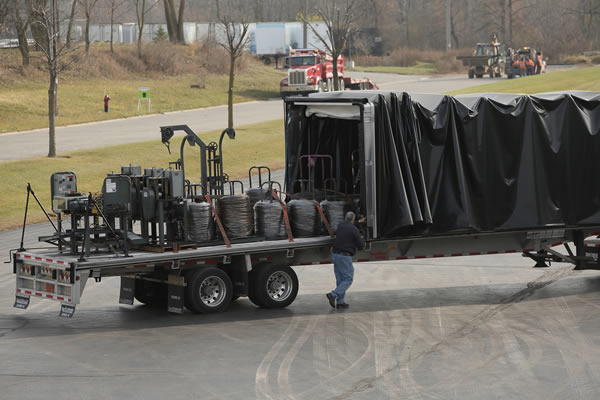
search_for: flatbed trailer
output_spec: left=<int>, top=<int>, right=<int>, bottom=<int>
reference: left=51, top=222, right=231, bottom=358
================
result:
left=11, top=90, right=600, bottom=317
left=12, top=225, right=600, bottom=317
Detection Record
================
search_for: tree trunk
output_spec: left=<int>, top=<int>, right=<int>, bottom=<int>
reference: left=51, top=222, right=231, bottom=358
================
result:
left=14, top=6, right=29, bottom=66
left=138, top=28, right=143, bottom=59
left=66, top=0, right=77, bottom=47
left=85, top=14, right=91, bottom=52
left=177, top=0, right=185, bottom=43
left=508, top=0, right=512, bottom=44
left=228, top=54, right=235, bottom=129
left=48, top=69, right=57, bottom=157
left=332, top=54, right=339, bottom=91
left=164, top=0, right=177, bottom=41
left=110, top=4, right=114, bottom=53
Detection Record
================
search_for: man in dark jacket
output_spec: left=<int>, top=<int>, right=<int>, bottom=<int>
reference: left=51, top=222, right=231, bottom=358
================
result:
left=326, top=211, right=365, bottom=309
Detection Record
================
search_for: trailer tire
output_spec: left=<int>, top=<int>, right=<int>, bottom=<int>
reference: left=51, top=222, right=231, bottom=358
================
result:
left=134, top=279, right=167, bottom=307
left=185, top=268, right=233, bottom=313
left=251, top=264, right=298, bottom=309
left=468, top=69, right=474, bottom=79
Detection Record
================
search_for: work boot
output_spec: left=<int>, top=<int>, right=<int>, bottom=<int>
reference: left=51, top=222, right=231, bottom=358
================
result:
left=336, top=303, right=349, bottom=309
left=326, top=293, right=336, bottom=308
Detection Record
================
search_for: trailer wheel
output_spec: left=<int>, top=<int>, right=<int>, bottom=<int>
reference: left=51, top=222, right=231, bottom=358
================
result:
left=251, top=264, right=298, bottom=309
left=185, top=268, right=232, bottom=313
left=489, top=68, right=494, bottom=78
left=468, top=69, right=474, bottom=79
left=134, top=279, right=167, bottom=307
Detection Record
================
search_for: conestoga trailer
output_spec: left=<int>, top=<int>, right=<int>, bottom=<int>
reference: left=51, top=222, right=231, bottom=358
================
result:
left=11, top=90, right=600, bottom=317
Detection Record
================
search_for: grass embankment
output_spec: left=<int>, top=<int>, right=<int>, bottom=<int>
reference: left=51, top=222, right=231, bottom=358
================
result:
left=0, top=119, right=284, bottom=231
left=352, top=48, right=467, bottom=75
left=450, top=66, right=600, bottom=95
left=0, top=44, right=284, bottom=133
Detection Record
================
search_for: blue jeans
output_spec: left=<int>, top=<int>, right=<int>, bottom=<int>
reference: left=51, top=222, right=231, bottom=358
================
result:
left=330, top=253, right=354, bottom=304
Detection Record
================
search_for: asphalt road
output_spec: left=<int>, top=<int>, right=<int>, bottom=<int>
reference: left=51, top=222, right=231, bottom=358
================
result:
left=0, top=68, right=538, bottom=162
left=2, top=66, right=599, bottom=399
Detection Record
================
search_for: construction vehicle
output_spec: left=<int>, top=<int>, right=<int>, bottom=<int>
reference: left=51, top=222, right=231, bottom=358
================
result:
left=506, top=47, right=546, bottom=78
left=458, top=42, right=507, bottom=78
left=279, top=48, right=378, bottom=97
left=10, top=91, right=600, bottom=318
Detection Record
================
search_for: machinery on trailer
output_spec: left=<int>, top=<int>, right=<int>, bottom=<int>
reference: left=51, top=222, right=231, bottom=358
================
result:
left=10, top=90, right=600, bottom=317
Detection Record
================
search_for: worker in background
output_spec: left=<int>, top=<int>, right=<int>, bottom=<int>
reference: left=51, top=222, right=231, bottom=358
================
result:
left=526, top=57, right=535, bottom=75
left=104, top=93, right=111, bottom=113
left=326, top=211, right=365, bottom=309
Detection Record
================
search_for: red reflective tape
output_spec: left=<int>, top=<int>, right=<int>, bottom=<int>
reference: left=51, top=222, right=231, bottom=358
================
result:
left=487, top=251, right=499, bottom=255
left=134, top=264, right=146, bottom=268
left=17, top=289, right=21, bottom=293
left=300, top=262, right=312, bottom=265
left=35, top=257, right=42, bottom=261
left=414, top=255, right=426, bottom=259
left=76, top=276, right=80, bottom=281
left=24, top=255, right=31, bottom=259
left=451, top=253, right=462, bottom=257
left=433, top=254, right=445, bottom=258
left=319, top=261, right=330, bottom=264
left=35, top=292, right=42, bottom=297
left=396, top=256, right=408, bottom=260
left=46, top=294, right=53, bottom=299
left=504, top=250, right=516, bottom=253
left=25, top=290, right=32, bottom=295
left=57, top=296, right=64, bottom=301
left=45, top=258, right=53, bottom=263
left=68, top=298, right=72, bottom=302
left=469, top=252, right=481, bottom=256
left=551, top=242, right=563, bottom=247
left=57, top=261, right=65, bottom=265
left=357, top=259, right=370, bottom=262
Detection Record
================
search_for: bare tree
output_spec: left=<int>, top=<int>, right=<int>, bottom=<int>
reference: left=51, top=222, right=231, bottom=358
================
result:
left=307, top=0, right=361, bottom=90
left=216, top=1, right=250, bottom=129
left=30, top=0, right=76, bottom=157
left=65, top=0, right=77, bottom=47
left=163, top=0, right=186, bottom=43
left=78, top=0, right=99, bottom=53
left=7, top=0, right=30, bottom=66
left=133, top=0, right=157, bottom=59
left=109, top=0, right=127, bottom=53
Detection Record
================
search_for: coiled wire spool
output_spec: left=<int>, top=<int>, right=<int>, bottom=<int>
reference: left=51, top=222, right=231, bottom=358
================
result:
left=287, top=199, right=321, bottom=237
left=320, top=200, right=346, bottom=233
left=254, top=201, right=286, bottom=240
left=217, top=195, right=253, bottom=238
left=245, top=187, right=269, bottom=227
left=187, top=202, right=215, bottom=242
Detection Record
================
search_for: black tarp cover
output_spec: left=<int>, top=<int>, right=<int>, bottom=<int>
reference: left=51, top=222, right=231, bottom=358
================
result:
left=285, top=91, right=600, bottom=238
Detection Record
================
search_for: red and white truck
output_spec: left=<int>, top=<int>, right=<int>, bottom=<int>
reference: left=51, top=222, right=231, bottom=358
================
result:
left=279, top=48, right=377, bottom=97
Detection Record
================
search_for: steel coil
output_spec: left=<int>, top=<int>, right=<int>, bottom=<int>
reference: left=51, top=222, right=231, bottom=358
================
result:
left=320, top=200, right=346, bottom=233
left=188, top=202, right=215, bottom=242
left=254, top=201, right=287, bottom=240
left=245, top=187, right=269, bottom=226
left=287, top=199, right=321, bottom=237
left=217, top=195, right=253, bottom=238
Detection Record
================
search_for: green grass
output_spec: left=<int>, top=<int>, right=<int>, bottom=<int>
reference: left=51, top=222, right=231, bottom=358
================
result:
left=1, top=119, right=285, bottom=231
left=450, top=66, right=600, bottom=95
left=0, top=68, right=283, bottom=134
left=351, top=62, right=436, bottom=75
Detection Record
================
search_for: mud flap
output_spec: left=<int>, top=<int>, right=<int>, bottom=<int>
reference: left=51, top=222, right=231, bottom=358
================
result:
left=167, top=274, right=185, bottom=314
left=14, top=295, right=30, bottom=309
left=59, top=303, right=76, bottom=318
left=119, top=276, right=136, bottom=305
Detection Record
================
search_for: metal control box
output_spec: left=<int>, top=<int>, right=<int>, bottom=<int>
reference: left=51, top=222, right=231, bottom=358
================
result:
left=51, top=172, right=78, bottom=214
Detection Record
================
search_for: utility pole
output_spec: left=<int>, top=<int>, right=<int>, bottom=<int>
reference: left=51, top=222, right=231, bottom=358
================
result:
left=445, top=0, right=451, bottom=51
